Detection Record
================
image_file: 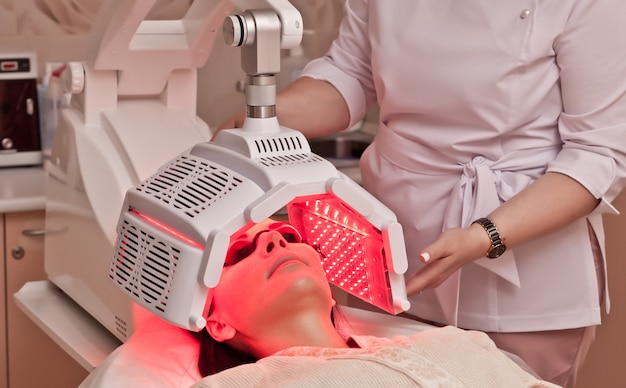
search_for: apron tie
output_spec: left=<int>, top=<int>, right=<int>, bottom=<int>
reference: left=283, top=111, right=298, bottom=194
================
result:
left=436, top=155, right=535, bottom=324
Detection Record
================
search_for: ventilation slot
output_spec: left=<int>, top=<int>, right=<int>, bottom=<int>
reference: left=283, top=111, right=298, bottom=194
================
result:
left=254, top=134, right=305, bottom=155
left=259, top=153, right=323, bottom=167
left=137, top=155, right=242, bottom=219
left=110, top=218, right=181, bottom=313
left=114, top=315, right=128, bottom=341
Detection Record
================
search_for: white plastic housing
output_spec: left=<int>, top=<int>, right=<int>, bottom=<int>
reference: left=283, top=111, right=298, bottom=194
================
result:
left=43, top=0, right=230, bottom=342
left=109, top=125, right=410, bottom=331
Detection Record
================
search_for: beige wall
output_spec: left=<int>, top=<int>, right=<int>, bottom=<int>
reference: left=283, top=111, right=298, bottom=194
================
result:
left=0, top=0, right=195, bottom=75
left=0, top=0, right=345, bottom=130
left=577, top=191, right=626, bottom=387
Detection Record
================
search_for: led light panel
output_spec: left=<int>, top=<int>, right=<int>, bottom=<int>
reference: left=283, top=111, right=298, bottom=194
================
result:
left=287, top=194, right=395, bottom=314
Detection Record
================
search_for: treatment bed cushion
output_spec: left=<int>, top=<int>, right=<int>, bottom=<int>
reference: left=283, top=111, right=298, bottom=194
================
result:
left=78, top=306, right=436, bottom=387
left=79, top=314, right=202, bottom=388
left=78, top=306, right=534, bottom=387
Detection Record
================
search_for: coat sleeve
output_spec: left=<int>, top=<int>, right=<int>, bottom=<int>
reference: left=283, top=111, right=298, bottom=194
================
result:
left=547, top=0, right=626, bottom=213
left=300, top=0, right=375, bottom=130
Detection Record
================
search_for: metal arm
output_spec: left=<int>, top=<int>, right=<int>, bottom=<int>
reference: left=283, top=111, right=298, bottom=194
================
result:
left=222, top=1, right=303, bottom=124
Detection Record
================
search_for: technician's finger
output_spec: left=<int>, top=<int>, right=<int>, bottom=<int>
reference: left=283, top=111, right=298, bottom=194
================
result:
left=418, top=235, right=451, bottom=265
left=405, top=272, right=425, bottom=296
left=405, top=262, right=445, bottom=295
left=419, top=243, right=447, bottom=264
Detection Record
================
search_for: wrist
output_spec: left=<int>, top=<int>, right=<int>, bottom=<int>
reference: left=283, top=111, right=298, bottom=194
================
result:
left=470, top=222, right=492, bottom=254
left=471, top=217, right=507, bottom=259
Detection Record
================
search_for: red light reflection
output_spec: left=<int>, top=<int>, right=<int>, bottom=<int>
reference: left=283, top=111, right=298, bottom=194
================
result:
left=131, top=209, right=204, bottom=250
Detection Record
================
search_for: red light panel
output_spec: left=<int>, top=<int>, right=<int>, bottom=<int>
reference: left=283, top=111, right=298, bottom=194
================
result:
left=287, top=194, right=394, bottom=314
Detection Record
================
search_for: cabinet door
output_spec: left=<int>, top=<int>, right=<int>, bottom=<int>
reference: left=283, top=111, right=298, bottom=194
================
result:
left=0, top=215, right=6, bottom=388
left=5, top=211, right=88, bottom=388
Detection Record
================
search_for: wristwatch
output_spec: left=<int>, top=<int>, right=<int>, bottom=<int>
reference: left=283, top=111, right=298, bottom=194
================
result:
left=472, top=217, right=506, bottom=259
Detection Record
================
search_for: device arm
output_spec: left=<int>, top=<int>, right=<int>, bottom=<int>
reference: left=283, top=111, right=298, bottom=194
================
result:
left=220, top=0, right=303, bottom=133
left=265, top=0, right=303, bottom=48
left=225, top=0, right=303, bottom=51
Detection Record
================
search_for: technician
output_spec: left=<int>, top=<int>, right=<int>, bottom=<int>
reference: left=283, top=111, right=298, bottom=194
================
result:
left=219, top=1, right=626, bottom=386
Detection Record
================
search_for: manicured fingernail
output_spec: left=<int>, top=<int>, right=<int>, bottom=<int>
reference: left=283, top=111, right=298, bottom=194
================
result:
left=421, top=252, right=430, bottom=263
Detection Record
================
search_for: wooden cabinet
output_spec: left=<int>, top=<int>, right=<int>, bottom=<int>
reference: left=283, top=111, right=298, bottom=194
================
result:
left=1, top=211, right=88, bottom=388
left=0, top=215, right=6, bottom=387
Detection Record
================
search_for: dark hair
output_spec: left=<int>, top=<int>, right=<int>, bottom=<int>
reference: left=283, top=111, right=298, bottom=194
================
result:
left=191, top=306, right=349, bottom=377
left=190, top=329, right=258, bottom=377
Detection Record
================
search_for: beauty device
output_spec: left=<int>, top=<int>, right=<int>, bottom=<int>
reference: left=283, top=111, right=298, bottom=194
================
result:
left=43, top=0, right=408, bottom=343
left=108, top=0, right=410, bottom=332
left=44, top=0, right=236, bottom=342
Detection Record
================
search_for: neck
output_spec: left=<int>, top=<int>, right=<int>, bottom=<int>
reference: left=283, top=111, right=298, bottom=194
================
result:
left=242, top=309, right=349, bottom=357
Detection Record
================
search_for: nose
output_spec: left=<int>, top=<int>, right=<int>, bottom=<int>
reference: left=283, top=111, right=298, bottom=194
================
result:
left=256, top=230, right=288, bottom=256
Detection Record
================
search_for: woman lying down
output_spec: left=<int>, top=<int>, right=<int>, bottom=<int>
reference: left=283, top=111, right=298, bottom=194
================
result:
left=190, top=219, right=558, bottom=387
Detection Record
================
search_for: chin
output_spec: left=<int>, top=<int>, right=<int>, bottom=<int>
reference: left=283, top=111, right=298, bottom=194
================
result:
left=269, top=274, right=334, bottom=310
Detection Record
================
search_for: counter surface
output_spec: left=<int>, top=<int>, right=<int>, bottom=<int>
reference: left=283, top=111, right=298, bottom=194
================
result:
left=0, top=166, right=46, bottom=213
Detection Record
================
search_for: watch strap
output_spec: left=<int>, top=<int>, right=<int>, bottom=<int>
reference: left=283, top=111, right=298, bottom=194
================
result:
left=472, top=217, right=507, bottom=259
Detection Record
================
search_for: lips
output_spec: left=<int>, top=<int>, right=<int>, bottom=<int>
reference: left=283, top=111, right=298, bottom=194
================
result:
left=268, top=256, right=307, bottom=278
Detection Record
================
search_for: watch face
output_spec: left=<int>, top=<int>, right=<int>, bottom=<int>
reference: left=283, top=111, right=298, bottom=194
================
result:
left=488, top=245, right=507, bottom=259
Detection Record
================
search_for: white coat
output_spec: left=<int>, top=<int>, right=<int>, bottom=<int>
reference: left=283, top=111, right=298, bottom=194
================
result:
left=301, top=0, right=626, bottom=332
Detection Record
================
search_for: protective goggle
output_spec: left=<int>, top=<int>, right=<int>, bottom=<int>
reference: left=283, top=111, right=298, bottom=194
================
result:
left=224, top=222, right=304, bottom=267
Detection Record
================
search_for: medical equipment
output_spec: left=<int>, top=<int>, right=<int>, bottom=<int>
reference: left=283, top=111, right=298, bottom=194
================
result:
left=36, top=0, right=408, bottom=350
left=0, top=52, right=42, bottom=167
left=108, top=0, right=410, bottom=332
left=44, top=0, right=236, bottom=342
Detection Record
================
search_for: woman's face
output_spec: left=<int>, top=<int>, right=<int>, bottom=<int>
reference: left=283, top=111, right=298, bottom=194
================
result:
left=208, top=219, right=333, bottom=338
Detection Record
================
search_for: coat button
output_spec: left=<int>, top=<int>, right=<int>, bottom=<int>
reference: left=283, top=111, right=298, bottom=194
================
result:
left=520, top=9, right=531, bottom=19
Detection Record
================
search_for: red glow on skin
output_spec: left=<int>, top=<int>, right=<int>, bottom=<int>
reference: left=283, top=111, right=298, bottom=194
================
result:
left=131, top=210, right=204, bottom=250
left=268, top=257, right=307, bottom=278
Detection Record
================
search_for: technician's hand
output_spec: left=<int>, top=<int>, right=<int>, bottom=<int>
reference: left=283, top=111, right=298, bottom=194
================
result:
left=213, top=110, right=246, bottom=140
left=405, top=224, right=490, bottom=296
left=218, top=110, right=246, bottom=131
